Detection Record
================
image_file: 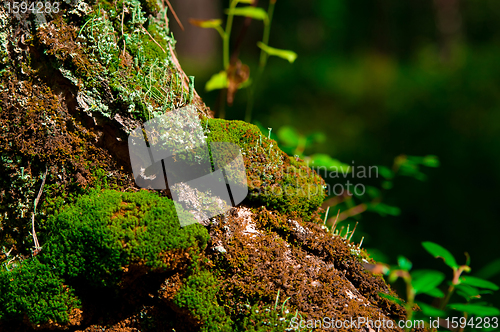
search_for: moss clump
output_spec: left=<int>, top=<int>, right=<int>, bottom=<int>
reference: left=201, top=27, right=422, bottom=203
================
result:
left=205, top=118, right=325, bottom=219
left=0, top=257, right=80, bottom=326
left=1, top=189, right=214, bottom=327
left=174, top=270, right=233, bottom=332
left=42, top=189, right=209, bottom=287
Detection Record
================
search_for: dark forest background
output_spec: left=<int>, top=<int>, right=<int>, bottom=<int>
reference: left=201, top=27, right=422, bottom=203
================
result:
left=170, top=0, right=500, bottom=307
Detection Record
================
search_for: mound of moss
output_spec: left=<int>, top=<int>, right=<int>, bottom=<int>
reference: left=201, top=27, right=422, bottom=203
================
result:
left=42, top=189, right=209, bottom=286
left=0, top=257, right=80, bottom=327
left=173, top=270, right=233, bottom=332
left=206, top=118, right=326, bottom=220
left=0, top=189, right=215, bottom=327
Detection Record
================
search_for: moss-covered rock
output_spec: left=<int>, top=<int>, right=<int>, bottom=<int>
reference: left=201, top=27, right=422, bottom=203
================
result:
left=0, top=1, right=418, bottom=331
left=1, top=189, right=213, bottom=328
left=0, top=257, right=81, bottom=327
left=173, top=270, right=233, bottom=332
left=206, top=118, right=326, bottom=220
left=42, top=189, right=209, bottom=287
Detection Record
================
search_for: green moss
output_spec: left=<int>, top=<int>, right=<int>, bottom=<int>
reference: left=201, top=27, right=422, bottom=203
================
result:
left=41, top=189, right=209, bottom=287
left=174, top=270, right=233, bottom=332
left=205, top=118, right=325, bottom=219
left=0, top=257, right=80, bottom=326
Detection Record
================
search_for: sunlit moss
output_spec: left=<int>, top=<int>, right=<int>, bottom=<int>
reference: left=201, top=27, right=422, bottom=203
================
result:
left=205, top=118, right=326, bottom=219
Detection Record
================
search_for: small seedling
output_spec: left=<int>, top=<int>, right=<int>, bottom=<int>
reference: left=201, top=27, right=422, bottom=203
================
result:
left=378, top=242, right=499, bottom=332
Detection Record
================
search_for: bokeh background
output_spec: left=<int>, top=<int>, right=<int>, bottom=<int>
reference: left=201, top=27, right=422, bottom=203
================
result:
left=170, top=0, right=500, bottom=307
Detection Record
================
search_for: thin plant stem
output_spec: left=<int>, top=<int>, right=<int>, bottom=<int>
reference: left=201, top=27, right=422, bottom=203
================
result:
left=223, top=0, right=238, bottom=69
left=259, top=0, right=275, bottom=70
left=32, top=166, right=48, bottom=255
left=246, top=0, right=276, bottom=122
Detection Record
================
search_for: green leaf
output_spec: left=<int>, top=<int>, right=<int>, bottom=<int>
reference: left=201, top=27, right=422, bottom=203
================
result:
left=416, top=301, right=446, bottom=317
left=455, top=283, right=481, bottom=300
left=388, top=271, right=399, bottom=283
left=378, top=292, right=404, bottom=306
left=189, top=18, right=223, bottom=29
left=422, top=242, right=458, bottom=269
left=422, top=155, right=440, bottom=167
left=475, top=258, right=500, bottom=279
left=277, top=126, right=300, bottom=147
left=448, top=303, right=500, bottom=317
left=460, top=276, right=499, bottom=290
left=422, top=287, right=445, bottom=298
left=398, top=256, right=412, bottom=271
left=205, top=71, right=228, bottom=91
left=411, top=270, right=445, bottom=294
left=378, top=166, right=394, bottom=179
left=257, top=42, right=298, bottom=63
left=367, top=203, right=401, bottom=216
left=308, top=154, right=350, bottom=170
left=305, top=131, right=326, bottom=146
left=225, top=6, right=268, bottom=21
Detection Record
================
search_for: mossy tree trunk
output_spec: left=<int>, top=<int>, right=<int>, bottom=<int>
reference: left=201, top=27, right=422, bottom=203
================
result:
left=0, top=1, right=419, bottom=331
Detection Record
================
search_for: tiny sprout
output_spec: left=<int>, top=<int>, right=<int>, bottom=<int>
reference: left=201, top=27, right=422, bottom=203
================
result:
left=358, top=236, right=364, bottom=248
left=268, top=127, right=272, bottom=139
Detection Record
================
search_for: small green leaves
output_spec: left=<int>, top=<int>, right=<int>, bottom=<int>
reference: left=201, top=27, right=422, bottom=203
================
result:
left=448, top=303, right=500, bottom=317
left=416, top=301, right=446, bottom=317
left=308, top=154, right=350, bottom=169
left=460, top=276, right=499, bottom=290
left=422, top=241, right=458, bottom=269
left=189, top=18, right=223, bottom=29
left=305, top=131, right=326, bottom=147
left=411, top=269, right=445, bottom=295
left=422, top=155, right=440, bottom=167
left=189, top=19, right=225, bottom=39
left=378, top=166, right=394, bottom=179
left=398, top=255, right=412, bottom=271
left=277, top=126, right=300, bottom=147
left=455, top=283, right=482, bottom=300
left=205, top=71, right=229, bottom=91
left=225, top=6, right=268, bottom=21
left=257, top=42, right=298, bottom=63
left=423, top=287, right=445, bottom=298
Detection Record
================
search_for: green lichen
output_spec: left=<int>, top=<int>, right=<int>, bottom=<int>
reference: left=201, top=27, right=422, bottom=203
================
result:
left=205, top=118, right=326, bottom=219
left=36, top=0, right=191, bottom=124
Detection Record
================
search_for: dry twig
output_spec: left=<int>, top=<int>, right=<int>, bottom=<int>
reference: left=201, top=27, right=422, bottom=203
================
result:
left=31, top=166, right=48, bottom=255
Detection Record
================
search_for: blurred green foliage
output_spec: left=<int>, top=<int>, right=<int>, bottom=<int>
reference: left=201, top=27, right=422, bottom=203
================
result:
left=185, top=0, right=500, bottom=308
left=0, top=189, right=210, bottom=326
left=382, top=242, right=499, bottom=331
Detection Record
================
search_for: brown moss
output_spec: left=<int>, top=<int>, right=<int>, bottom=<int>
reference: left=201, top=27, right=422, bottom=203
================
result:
left=206, top=207, right=412, bottom=331
left=37, top=16, right=102, bottom=81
